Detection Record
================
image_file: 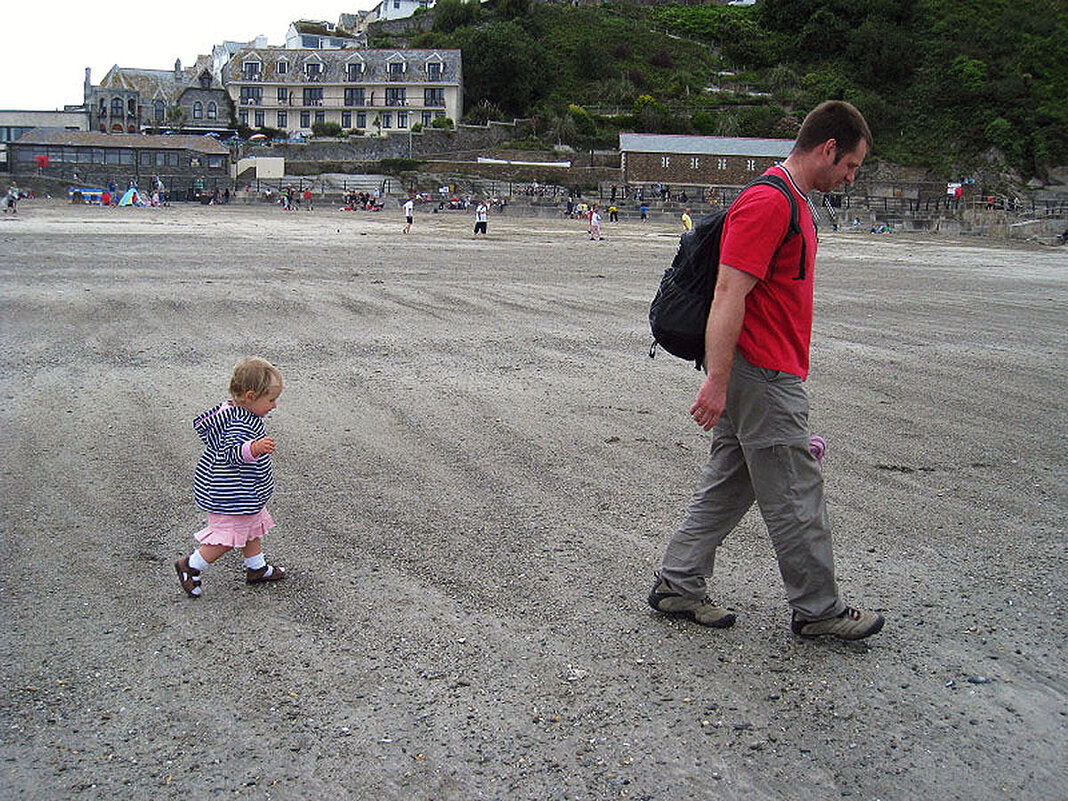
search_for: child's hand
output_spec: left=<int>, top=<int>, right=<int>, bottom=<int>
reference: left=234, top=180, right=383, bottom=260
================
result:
left=250, top=437, right=275, bottom=457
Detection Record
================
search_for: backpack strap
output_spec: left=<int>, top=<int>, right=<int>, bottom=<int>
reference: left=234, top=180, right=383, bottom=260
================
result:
left=737, top=174, right=806, bottom=281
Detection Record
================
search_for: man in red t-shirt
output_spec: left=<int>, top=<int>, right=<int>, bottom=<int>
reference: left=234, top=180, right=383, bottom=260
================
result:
left=649, top=101, right=885, bottom=641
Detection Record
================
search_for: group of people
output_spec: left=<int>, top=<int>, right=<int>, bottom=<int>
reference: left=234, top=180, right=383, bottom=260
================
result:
left=178, top=101, right=886, bottom=643
left=280, top=187, right=314, bottom=212
left=341, top=191, right=384, bottom=212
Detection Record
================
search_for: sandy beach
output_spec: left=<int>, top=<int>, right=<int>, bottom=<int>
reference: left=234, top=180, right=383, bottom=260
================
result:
left=1, top=199, right=1065, bottom=799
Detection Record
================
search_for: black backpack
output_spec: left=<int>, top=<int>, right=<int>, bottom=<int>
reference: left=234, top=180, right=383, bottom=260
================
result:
left=648, top=174, right=803, bottom=368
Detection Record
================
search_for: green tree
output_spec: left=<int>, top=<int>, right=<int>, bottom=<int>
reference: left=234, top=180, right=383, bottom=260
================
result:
left=433, top=0, right=479, bottom=34
left=456, top=22, right=549, bottom=116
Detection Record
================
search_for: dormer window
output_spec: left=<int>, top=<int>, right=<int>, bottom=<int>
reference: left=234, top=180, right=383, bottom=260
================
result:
left=199, top=72, right=211, bottom=89
left=243, top=61, right=261, bottom=80
left=277, top=60, right=289, bottom=75
left=426, top=62, right=442, bottom=81
left=388, top=61, right=405, bottom=79
left=305, top=62, right=323, bottom=80
left=347, top=62, right=364, bottom=81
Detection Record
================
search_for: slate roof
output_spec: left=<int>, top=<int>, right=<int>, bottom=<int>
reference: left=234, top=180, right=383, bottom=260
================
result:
left=100, top=57, right=222, bottom=100
left=619, top=133, right=793, bottom=158
left=227, top=47, right=461, bottom=83
left=12, top=129, right=230, bottom=154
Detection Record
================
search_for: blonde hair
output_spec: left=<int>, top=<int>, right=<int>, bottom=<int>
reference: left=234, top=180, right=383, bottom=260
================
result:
left=229, top=357, right=283, bottom=399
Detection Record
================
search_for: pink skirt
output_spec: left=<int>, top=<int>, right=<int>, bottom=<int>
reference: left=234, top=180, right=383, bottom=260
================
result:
left=195, top=508, right=275, bottom=548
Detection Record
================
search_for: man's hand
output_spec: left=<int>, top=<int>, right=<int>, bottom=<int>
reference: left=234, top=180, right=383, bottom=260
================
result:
left=250, top=437, right=275, bottom=457
left=690, top=374, right=728, bottom=431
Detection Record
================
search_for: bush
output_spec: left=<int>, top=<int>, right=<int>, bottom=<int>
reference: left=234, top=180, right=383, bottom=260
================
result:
left=311, top=121, right=343, bottom=138
left=431, top=116, right=455, bottom=130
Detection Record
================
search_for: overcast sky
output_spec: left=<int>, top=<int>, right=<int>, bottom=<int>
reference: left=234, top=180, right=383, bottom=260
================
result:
left=2, top=2, right=376, bottom=111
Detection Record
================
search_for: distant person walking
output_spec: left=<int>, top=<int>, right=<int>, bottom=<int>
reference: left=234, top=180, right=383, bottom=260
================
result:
left=403, top=197, right=414, bottom=234
left=648, top=100, right=885, bottom=642
left=589, top=205, right=602, bottom=240
left=3, top=182, right=18, bottom=215
left=681, top=208, right=693, bottom=231
left=473, top=200, right=489, bottom=237
left=640, top=203, right=648, bottom=222
left=175, top=357, right=288, bottom=599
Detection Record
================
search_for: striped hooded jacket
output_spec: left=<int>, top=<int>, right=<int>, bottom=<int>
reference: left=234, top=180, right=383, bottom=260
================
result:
left=192, top=401, right=273, bottom=514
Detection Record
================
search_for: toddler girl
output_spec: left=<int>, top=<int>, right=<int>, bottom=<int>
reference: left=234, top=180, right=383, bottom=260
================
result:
left=175, top=357, right=287, bottom=598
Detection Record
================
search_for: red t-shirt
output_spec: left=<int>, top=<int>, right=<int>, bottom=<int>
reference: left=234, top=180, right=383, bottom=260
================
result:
left=719, top=166, right=817, bottom=379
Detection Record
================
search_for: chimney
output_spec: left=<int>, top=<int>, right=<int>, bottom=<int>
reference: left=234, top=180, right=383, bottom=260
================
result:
left=174, top=58, right=182, bottom=79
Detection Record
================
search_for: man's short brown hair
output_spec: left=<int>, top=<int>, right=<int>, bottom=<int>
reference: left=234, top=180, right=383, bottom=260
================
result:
left=794, top=101, right=873, bottom=161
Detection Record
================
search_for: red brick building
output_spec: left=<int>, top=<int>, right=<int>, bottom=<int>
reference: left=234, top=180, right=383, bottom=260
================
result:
left=619, top=133, right=793, bottom=189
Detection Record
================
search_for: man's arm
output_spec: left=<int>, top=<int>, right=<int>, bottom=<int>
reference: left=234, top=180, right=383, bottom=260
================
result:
left=689, top=264, right=758, bottom=431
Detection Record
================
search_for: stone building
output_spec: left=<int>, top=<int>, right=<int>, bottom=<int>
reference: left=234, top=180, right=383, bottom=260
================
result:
left=225, top=47, right=462, bottom=136
left=8, top=129, right=231, bottom=193
left=85, top=58, right=233, bottom=135
left=619, top=133, right=793, bottom=188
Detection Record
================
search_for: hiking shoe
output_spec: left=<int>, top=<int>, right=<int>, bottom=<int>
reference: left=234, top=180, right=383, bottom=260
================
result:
left=648, top=574, right=736, bottom=628
left=791, top=606, right=884, bottom=641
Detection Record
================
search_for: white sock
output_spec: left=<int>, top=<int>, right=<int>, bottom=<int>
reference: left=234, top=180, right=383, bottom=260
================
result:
left=188, top=549, right=210, bottom=571
left=244, top=553, right=266, bottom=571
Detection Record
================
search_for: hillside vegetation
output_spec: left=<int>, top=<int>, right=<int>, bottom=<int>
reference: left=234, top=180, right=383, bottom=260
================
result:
left=378, top=0, right=1066, bottom=181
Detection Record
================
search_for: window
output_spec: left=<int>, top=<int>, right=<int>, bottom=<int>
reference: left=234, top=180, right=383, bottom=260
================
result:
left=208, top=156, right=223, bottom=169
left=207, top=102, right=217, bottom=120
left=381, top=112, right=392, bottom=128
left=388, top=62, right=404, bottom=79
left=167, top=152, right=178, bottom=166
left=422, top=111, right=432, bottom=126
left=154, top=100, right=165, bottom=120
left=661, top=156, right=671, bottom=168
left=347, top=63, right=363, bottom=81
left=342, top=111, right=352, bottom=128
left=278, top=87, right=289, bottom=104
left=315, top=111, right=325, bottom=124
left=190, top=157, right=200, bottom=167
left=746, top=159, right=756, bottom=171
left=303, top=88, right=323, bottom=106
left=277, top=111, right=287, bottom=128
left=155, top=152, right=166, bottom=166
left=301, top=35, right=319, bottom=48
left=199, top=73, right=212, bottom=89
left=255, top=110, right=264, bottom=127
left=140, top=151, right=152, bottom=166
left=120, top=150, right=135, bottom=165
left=398, top=111, right=408, bottom=128
left=305, top=62, right=323, bottom=79
left=356, top=111, right=366, bottom=128
left=193, top=101, right=203, bottom=119
left=386, top=88, right=406, bottom=107
left=240, top=87, right=262, bottom=106
left=277, top=60, right=288, bottom=75
left=717, top=158, right=727, bottom=170
left=426, top=62, right=442, bottom=81
left=424, top=88, right=445, bottom=107
left=344, top=88, right=365, bottom=106
left=128, top=99, right=137, bottom=114
left=243, top=61, right=261, bottom=80
left=239, top=110, right=248, bottom=126
left=691, top=157, right=700, bottom=169
left=111, top=98, right=124, bottom=118
left=394, top=0, right=400, bottom=8
left=300, top=111, right=310, bottom=128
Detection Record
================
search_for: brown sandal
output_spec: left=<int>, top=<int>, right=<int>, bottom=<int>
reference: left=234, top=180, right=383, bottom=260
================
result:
left=246, top=564, right=287, bottom=584
left=175, top=557, right=202, bottom=598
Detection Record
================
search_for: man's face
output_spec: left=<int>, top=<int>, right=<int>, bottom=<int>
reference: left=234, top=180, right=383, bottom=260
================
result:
left=816, top=140, right=868, bottom=193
